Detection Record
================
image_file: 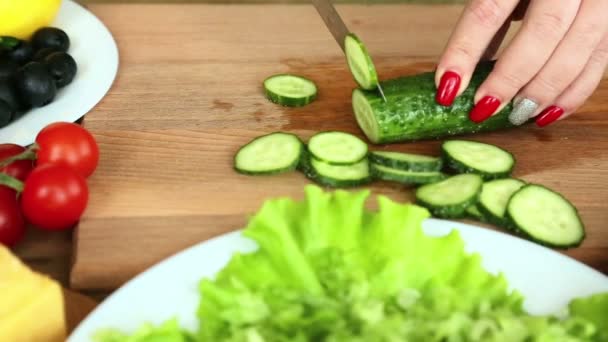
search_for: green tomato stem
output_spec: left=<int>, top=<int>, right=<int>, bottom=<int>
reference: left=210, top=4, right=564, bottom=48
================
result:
left=0, top=36, right=20, bottom=49
left=0, top=144, right=38, bottom=168
left=0, top=173, right=24, bottom=193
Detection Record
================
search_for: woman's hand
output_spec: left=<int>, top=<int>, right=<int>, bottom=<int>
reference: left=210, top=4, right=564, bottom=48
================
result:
left=434, top=0, right=608, bottom=127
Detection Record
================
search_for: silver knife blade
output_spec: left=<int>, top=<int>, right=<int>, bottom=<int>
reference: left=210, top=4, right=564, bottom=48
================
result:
left=311, top=0, right=386, bottom=101
left=311, top=0, right=350, bottom=51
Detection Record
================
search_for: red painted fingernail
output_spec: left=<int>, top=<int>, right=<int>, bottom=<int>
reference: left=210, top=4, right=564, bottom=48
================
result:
left=535, top=105, right=564, bottom=127
left=436, top=71, right=461, bottom=106
left=469, top=96, right=501, bottom=123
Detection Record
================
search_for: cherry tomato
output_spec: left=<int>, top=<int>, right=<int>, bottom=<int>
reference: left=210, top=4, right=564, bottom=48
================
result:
left=0, top=186, right=25, bottom=247
left=0, top=144, right=34, bottom=181
left=21, top=164, right=88, bottom=231
left=36, top=122, right=99, bottom=177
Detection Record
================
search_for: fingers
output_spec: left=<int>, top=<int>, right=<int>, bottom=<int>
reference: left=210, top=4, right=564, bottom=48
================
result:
left=511, top=0, right=530, bottom=21
left=481, top=20, right=511, bottom=61
left=536, top=34, right=608, bottom=127
left=435, top=0, right=519, bottom=106
left=511, top=0, right=608, bottom=125
left=470, top=0, right=580, bottom=123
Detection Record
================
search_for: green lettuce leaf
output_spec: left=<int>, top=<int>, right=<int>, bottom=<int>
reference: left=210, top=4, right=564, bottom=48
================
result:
left=196, top=186, right=608, bottom=341
left=93, top=319, right=193, bottom=342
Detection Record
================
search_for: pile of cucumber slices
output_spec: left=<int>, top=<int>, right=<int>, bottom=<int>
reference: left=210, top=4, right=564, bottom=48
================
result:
left=235, top=133, right=585, bottom=249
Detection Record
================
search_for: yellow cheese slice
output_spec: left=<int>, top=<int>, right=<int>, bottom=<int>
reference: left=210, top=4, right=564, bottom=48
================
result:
left=0, top=246, right=67, bottom=342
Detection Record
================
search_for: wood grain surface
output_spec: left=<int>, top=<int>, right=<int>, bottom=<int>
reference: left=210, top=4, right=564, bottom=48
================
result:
left=64, top=289, right=98, bottom=333
left=68, top=4, right=608, bottom=291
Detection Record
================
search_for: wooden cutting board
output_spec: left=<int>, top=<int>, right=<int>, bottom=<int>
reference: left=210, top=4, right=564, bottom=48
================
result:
left=71, top=4, right=608, bottom=290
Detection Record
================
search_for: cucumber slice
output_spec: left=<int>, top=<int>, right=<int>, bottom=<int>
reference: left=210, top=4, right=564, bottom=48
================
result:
left=371, top=163, right=445, bottom=185
left=344, top=33, right=378, bottom=90
left=466, top=205, right=485, bottom=221
left=234, top=132, right=303, bottom=175
left=369, top=151, right=442, bottom=172
left=442, top=140, right=515, bottom=180
left=308, top=157, right=371, bottom=188
left=478, top=178, right=526, bottom=226
left=263, top=74, right=317, bottom=107
left=506, top=185, right=585, bottom=248
left=415, top=174, right=483, bottom=218
left=308, top=131, right=368, bottom=165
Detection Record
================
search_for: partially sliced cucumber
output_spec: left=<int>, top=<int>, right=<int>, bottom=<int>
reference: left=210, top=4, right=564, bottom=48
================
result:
left=370, top=151, right=442, bottom=172
left=478, top=178, right=526, bottom=226
left=442, top=140, right=514, bottom=180
left=344, top=33, right=378, bottom=90
left=506, top=185, right=585, bottom=248
left=263, top=74, right=317, bottom=107
left=415, top=174, right=483, bottom=218
left=371, top=163, right=445, bottom=185
left=308, top=131, right=368, bottom=165
left=234, top=132, right=303, bottom=175
left=309, top=157, right=371, bottom=188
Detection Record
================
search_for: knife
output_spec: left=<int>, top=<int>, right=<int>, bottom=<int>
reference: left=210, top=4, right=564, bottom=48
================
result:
left=311, top=0, right=386, bottom=101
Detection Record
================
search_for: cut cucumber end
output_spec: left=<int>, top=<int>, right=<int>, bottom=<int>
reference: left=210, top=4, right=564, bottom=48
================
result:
left=371, top=163, right=445, bottom=185
left=308, top=131, right=368, bottom=165
left=507, top=184, right=585, bottom=248
left=353, top=89, right=380, bottom=144
left=370, top=151, right=442, bottom=172
left=478, top=178, right=526, bottom=225
left=309, top=157, right=372, bottom=188
left=442, top=140, right=515, bottom=180
left=415, top=174, right=483, bottom=218
left=263, top=74, right=317, bottom=107
left=344, top=33, right=378, bottom=90
left=234, top=132, right=303, bottom=175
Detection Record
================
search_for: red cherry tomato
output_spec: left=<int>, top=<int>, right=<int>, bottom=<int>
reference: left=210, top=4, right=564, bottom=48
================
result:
left=0, top=144, right=34, bottom=182
left=36, top=122, right=99, bottom=178
left=21, top=164, right=88, bottom=231
left=0, top=186, right=25, bottom=247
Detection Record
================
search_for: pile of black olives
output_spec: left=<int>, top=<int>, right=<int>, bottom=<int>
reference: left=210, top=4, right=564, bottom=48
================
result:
left=0, top=27, right=77, bottom=128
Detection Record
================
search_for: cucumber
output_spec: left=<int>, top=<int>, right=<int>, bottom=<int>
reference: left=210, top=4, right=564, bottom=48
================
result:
left=263, top=74, right=317, bottom=107
left=415, top=174, right=483, bottom=218
left=352, top=61, right=517, bottom=144
left=466, top=205, right=485, bottom=221
left=442, top=140, right=515, bottom=180
left=308, top=131, right=368, bottom=165
left=344, top=33, right=378, bottom=90
left=369, top=151, right=442, bottom=172
left=234, top=132, right=303, bottom=175
left=506, top=185, right=585, bottom=248
left=308, top=157, right=372, bottom=188
left=478, top=178, right=526, bottom=226
left=371, top=163, right=445, bottom=185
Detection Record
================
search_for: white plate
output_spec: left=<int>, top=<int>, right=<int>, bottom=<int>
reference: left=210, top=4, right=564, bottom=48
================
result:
left=69, top=219, right=608, bottom=341
left=0, top=0, right=118, bottom=146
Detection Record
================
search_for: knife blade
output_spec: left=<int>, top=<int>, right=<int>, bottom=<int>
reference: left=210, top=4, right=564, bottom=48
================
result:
left=311, top=0, right=386, bottom=101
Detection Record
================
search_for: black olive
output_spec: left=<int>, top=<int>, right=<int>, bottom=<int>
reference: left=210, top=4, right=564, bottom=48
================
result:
left=14, top=62, right=56, bottom=108
left=32, top=47, right=62, bottom=62
left=0, top=60, right=19, bottom=80
left=31, top=27, right=70, bottom=52
left=0, top=99, right=14, bottom=128
left=44, top=52, right=77, bottom=88
left=0, top=80, right=25, bottom=112
left=6, top=40, right=34, bottom=65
